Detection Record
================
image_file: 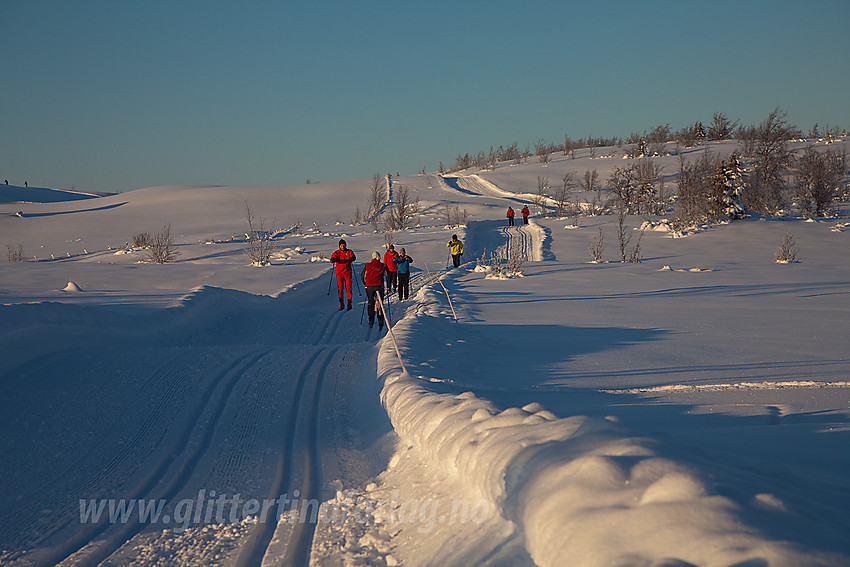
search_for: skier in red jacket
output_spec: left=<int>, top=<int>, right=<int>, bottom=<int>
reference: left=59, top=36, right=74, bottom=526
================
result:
left=384, top=244, right=399, bottom=296
left=506, top=207, right=515, bottom=226
left=360, top=252, right=387, bottom=328
left=330, top=239, right=356, bottom=310
left=521, top=205, right=530, bottom=224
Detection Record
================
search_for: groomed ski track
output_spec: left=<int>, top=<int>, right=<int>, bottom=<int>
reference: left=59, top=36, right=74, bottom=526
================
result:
left=0, top=268, right=436, bottom=566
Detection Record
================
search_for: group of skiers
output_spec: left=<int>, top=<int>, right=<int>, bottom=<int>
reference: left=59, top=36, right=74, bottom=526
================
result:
left=330, top=239, right=414, bottom=328
left=331, top=202, right=529, bottom=322
left=506, top=205, right=530, bottom=226
left=330, top=234, right=470, bottom=327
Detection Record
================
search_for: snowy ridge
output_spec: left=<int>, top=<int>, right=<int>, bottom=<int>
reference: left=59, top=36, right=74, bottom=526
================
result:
left=375, top=282, right=845, bottom=566
left=603, top=380, right=850, bottom=394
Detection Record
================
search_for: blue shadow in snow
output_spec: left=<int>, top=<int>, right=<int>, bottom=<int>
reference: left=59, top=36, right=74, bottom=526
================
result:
left=408, top=320, right=669, bottom=391
left=18, top=202, right=128, bottom=217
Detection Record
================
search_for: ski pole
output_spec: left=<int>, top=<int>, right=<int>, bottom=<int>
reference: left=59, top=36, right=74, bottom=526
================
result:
left=446, top=253, right=450, bottom=269
left=326, top=266, right=335, bottom=295
left=376, top=295, right=407, bottom=374
left=360, top=295, right=366, bottom=325
left=354, top=269, right=363, bottom=296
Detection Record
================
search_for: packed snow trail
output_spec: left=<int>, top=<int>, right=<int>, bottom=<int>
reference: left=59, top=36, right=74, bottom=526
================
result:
left=0, top=269, right=431, bottom=566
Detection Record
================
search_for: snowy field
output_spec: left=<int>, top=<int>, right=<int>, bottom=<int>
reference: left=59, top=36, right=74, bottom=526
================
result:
left=1, top=139, right=849, bottom=566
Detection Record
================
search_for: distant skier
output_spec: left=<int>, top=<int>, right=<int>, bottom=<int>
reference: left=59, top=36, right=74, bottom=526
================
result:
left=521, top=205, right=530, bottom=224
left=384, top=244, right=399, bottom=296
left=393, top=248, right=413, bottom=300
left=330, top=239, right=356, bottom=310
left=447, top=234, right=464, bottom=268
left=361, top=252, right=387, bottom=328
left=506, top=207, right=515, bottom=226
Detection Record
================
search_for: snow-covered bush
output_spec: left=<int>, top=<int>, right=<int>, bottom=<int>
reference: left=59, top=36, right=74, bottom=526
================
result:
left=775, top=232, right=799, bottom=263
left=445, top=204, right=468, bottom=228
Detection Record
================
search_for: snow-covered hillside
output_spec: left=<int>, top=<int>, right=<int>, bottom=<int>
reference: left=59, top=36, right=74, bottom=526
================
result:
left=1, top=139, right=849, bottom=566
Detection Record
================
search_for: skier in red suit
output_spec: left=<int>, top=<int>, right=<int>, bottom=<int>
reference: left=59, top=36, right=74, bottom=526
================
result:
left=384, top=244, right=399, bottom=295
left=361, top=252, right=387, bottom=328
left=330, top=239, right=356, bottom=310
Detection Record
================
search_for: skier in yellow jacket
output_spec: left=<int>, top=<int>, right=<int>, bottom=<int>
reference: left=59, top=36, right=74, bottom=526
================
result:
left=447, top=234, right=464, bottom=268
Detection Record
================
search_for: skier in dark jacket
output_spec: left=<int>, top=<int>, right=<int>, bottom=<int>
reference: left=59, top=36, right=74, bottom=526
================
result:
left=330, top=239, right=356, bottom=310
left=393, top=248, right=413, bottom=300
left=361, top=252, right=387, bottom=328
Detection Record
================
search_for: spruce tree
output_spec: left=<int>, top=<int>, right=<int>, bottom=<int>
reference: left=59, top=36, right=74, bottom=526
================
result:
left=721, top=152, right=746, bottom=219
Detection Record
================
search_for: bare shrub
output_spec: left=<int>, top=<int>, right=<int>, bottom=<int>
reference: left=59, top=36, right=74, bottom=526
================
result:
left=446, top=204, right=469, bottom=227
left=744, top=108, right=797, bottom=215
left=615, top=206, right=631, bottom=262
left=536, top=138, right=551, bottom=164
left=609, top=166, right=639, bottom=213
left=610, top=162, right=662, bottom=215
left=791, top=146, right=844, bottom=217
left=147, top=223, right=179, bottom=264
left=6, top=243, right=24, bottom=262
left=133, top=232, right=152, bottom=248
left=635, top=158, right=665, bottom=214
left=737, top=125, right=758, bottom=158
left=533, top=176, right=549, bottom=214
left=587, top=226, right=604, bottom=262
left=647, top=124, right=671, bottom=156
left=507, top=238, right=525, bottom=275
left=628, top=230, right=644, bottom=263
left=675, top=122, right=706, bottom=148
left=384, top=185, right=418, bottom=231
left=243, top=202, right=276, bottom=266
left=367, top=173, right=387, bottom=222
left=673, top=151, right=725, bottom=228
left=775, top=232, right=799, bottom=263
left=707, top=112, right=739, bottom=141
left=554, top=172, right=576, bottom=218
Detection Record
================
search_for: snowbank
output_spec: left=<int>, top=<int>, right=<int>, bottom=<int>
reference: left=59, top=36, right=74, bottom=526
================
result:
left=374, top=284, right=845, bottom=567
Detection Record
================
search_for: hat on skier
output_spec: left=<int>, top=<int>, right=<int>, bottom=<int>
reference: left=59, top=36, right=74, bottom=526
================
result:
left=338, top=239, right=347, bottom=246
left=372, top=251, right=380, bottom=260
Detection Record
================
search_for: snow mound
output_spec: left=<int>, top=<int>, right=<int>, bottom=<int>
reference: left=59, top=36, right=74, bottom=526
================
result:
left=63, top=281, right=84, bottom=292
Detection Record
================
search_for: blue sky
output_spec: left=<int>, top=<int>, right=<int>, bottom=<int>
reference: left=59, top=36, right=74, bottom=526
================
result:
left=2, top=0, right=848, bottom=193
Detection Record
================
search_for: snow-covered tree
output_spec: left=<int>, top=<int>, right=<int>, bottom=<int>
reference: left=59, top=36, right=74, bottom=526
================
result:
left=720, top=152, right=747, bottom=219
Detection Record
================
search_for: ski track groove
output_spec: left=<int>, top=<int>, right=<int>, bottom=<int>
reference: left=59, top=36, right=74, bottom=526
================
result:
left=0, top=349, right=197, bottom=557
left=49, top=348, right=273, bottom=567
left=8, top=261, right=443, bottom=566
left=280, top=346, right=336, bottom=567
left=234, top=346, right=338, bottom=567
